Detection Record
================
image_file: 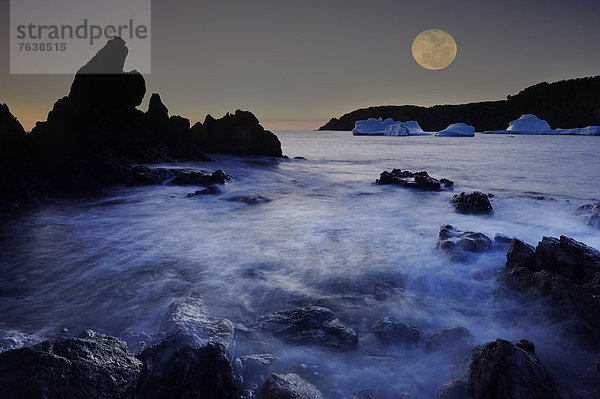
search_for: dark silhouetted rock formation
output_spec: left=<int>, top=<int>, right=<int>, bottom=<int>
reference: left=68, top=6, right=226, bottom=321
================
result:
left=369, top=317, right=420, bottom=345
left=190, top=110, right=284, bottom=157
left=0, top=332, right=142, bottom=399
left=450, top=192, right=493, bottom=214
left=319, top=75, right=600, bottom=131
left=375, top=169, right=453, bottom=191
left=437, top=225, right=493, bottom=262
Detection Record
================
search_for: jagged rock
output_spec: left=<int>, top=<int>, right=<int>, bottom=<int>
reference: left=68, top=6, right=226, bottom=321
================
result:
left=0, top=103, right=26, bottom=152
left=504, top=236, right=600, bottom=343
left=375, top=169, right=451, bottom=191
left=136, top=343, right=239, bottom=399
left=575, top=202, right=600, bottom=229
left=437, top=225, right=493, bottom=262
left=369, top=317, right=420, bottom=345
left=190, top=110, right=284, bottom=157
left=467, top=339, right=561, bottom=399
left=69, top=36, right=145, bottom=111
left=0, top=333, right=142, bottom=399
left=260, top=373, right=323, bottom=399
left=450, top=192, right=493, bottom=215
left=352, top=389, right=375, bottom=399
left=234, top=353, right=278, bottom=396
left=146, top=93, right=169, bottom=122
left=257, top=306, right=358, bottom=349
left=426, top=327, right=475, bottom=359
left=170, top=169, right=230, bottom=186
left=435, top=379, right=467, bottom=399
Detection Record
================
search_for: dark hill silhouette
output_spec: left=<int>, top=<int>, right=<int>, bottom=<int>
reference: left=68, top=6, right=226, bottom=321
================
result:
left=319, top=76, right=600, bottom=131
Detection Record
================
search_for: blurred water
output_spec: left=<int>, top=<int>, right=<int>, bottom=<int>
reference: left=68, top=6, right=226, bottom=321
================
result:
left=0, top=131, right=599, bottom=397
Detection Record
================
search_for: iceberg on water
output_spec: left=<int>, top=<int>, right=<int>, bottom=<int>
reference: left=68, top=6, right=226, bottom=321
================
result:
left=483, top=114, right=600, bottom=135
left=352, top=118, right=396, bottom=135
left=435, top=123, right=475, bottom=137
left=507, top=114, right=552, bottom=134
left=353, top=118, right=429, bottom=136
left=384, top=122, right=409, bottom=136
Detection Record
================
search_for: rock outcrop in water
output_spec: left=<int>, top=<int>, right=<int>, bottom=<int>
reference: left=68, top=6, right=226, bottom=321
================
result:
left=257, top=306, right=358, bottom=349
left=503, top=236, right=600, bottom=351
left=426, top=327, right=475, bottom=361
left=0, top=37, right=284, bottom=208
left=260, top=373, right=323, bottom=399
left=575, top=202, right=600, bottom=229
left=0, top=332, right=142, bottom=399
left=369, top=317, right=420, bottom=346
left=436, top=338, right=561, bottom=399
left=450, top=192, right=493, bottom=215
left=319, top=75, right=600, bottom=131
left=437, top=225, right=493, bottom=262
left=375, top=169, right=454, bottom=191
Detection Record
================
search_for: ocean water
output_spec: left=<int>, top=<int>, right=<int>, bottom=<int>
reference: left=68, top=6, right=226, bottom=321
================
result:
left=1, top=131, right=599, bottom=397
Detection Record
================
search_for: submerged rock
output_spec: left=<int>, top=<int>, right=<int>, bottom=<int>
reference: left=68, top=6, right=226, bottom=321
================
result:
left=426, top=327, right=475, bottom=360
left=260, top=373, right=323, bottom=399
left=575, top=202, right=600, bottom=229
left=450, top=192, right=493, bottom=215
left=437, top=225, right=493, bottom=262
left=257, top=306, right=358, bottom=349
left=136, top=343, right=239, bottom=399
left=170, top=169, right=230, bottom=186
left=504, top=236, right=600, bottom=350
left=375, top=169, right=453, bottom=191
left=369, top=317, right=420, bottom=345
left=0, top=333, right=142, bottom=399
left=373, top=280, right=405, bottom=301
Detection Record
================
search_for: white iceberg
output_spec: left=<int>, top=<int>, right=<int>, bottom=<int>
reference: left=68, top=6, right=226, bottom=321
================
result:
left=352, top=118, right=396, bottom=135
left=507, top=114, right=552, bottom=134
left=435, top=123, right=475, bottom=137
left=384, top=122, right=409, bottom=136
left=404, top=120, right=426, bottom=135
left=553, top=126, right=600, bottom=135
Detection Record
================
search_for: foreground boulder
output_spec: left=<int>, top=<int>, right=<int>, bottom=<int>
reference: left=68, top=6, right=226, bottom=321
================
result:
left=191, top=110, right=284, bottom=157
left=575, top=202, right=600, bottom=229
left=0, top=332, right=142, bottom=399
left=260, top=373, right=323, bottom=399
left=257, top=306, right=358, bottom=349
left=504, top=236, right=600, bottom=350
left=369, top=317, right=420, bottom=345
left=436, top=339, right=561, bottom=399
left=375, top=169, right=454, bottom=191
left=450, top=192, right=493, bottom=215
left=136, top=343, right=239, bottom=399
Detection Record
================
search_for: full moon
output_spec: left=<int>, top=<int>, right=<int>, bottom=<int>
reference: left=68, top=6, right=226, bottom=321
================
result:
left=412, top=29, right=457, bottom=70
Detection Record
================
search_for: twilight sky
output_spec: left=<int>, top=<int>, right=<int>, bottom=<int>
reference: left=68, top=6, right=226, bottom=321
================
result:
left=1, top=0, right=600, bottom=131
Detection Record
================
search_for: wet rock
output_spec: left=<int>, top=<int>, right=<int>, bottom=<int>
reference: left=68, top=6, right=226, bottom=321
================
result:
left=575, top=202, right=600, bottom=229
left=260, top=373, right=323, bottom=399
left=440, top=178, right=455, bottom=188
left=435, top=378, right=467, bottom=399
left=426, top=327, right=475, bottom=359
left=504, top=236, right=600, bottom=344
left=467, top=339, right=561, bottom=399
left=235, top=353, right=278, bottom=397
left=190, top=110, right=284, bottom=157
left=450, top=192, right=493, bottom=215
left=226, top=195, right=272, bottom=205
left=352, top=389, right=375, bottom=399
left=136, top=343, right=239, bottom=399
left=187, top=185, right=221, bottom=197
left=437, top=225, right=493, bottom=262
left=127, top=165, right=176, bottom=186
left=369, top=317, right=420, bottom=345
left=257, top=306, right=358, bottom=349
left=375, top=169, right=451, bottom=191
left=492, top=233, right=513, bottom=250
left=0, top=333, right=142, bottom=399
left=170, top=169, right=230, bottom=186
left=373, top=280, right=404, bottom=301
